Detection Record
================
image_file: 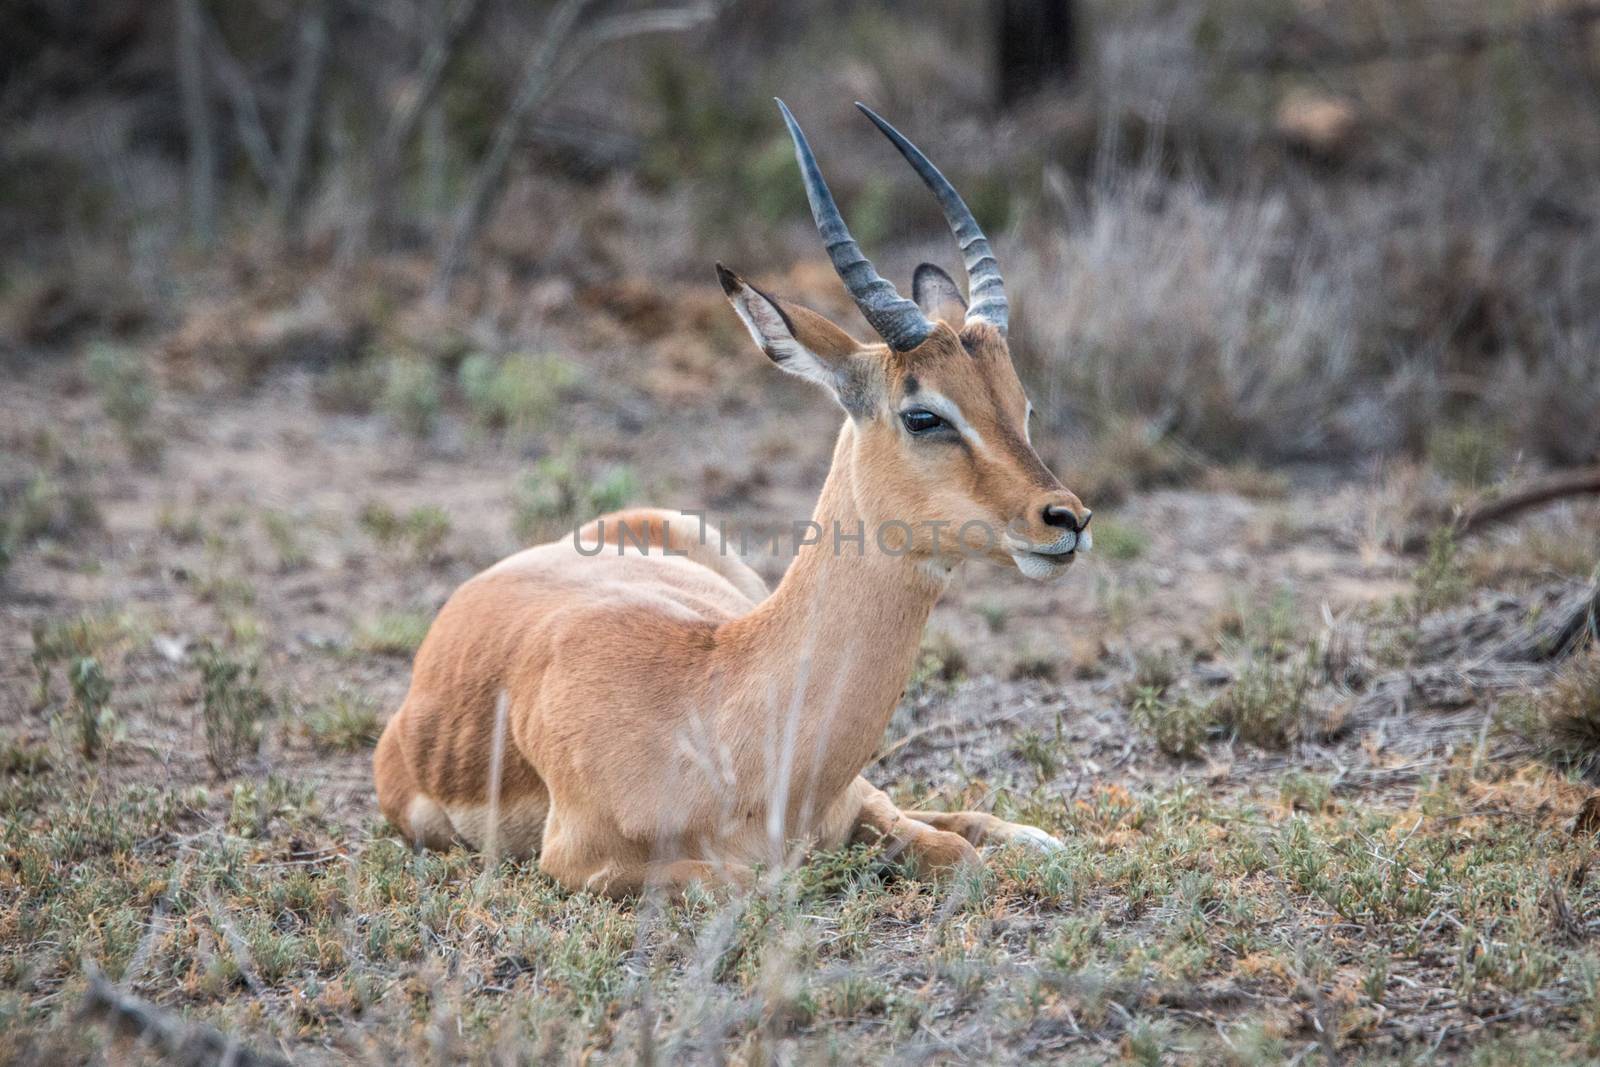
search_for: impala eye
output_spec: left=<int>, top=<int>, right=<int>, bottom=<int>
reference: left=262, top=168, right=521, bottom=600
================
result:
left=900, top=409, right=945, bottom=435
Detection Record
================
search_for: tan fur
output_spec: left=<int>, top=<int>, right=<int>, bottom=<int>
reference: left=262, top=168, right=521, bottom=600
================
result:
left=374, top=274, right=1089, bottom=897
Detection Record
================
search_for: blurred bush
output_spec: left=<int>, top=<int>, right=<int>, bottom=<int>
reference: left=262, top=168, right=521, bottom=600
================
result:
left=2, top=0, right=1597, bottom=467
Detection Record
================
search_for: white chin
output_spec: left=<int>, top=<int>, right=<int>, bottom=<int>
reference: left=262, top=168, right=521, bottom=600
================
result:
left=1011, top=551, right=1074, bottom=581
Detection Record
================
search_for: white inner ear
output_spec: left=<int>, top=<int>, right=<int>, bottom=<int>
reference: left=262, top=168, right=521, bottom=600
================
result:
left=729, top=289, right=838, bottom=391
left=916, top=276, right=966, bottom=318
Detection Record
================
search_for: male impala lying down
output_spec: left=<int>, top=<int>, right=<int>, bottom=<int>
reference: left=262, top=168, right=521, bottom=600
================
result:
left=374, top=101, right=1092, bottom=896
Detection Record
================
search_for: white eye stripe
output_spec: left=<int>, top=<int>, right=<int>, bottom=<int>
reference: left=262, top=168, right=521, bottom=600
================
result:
left=906, top=390, right=985, bottom=450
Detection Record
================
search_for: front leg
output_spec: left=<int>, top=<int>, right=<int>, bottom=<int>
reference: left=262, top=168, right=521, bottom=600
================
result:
left=900, top=808, right=1064, bottom=853
left=849, top=781, right=980, bottom=877
left=538, top=806, right=755, bottom=899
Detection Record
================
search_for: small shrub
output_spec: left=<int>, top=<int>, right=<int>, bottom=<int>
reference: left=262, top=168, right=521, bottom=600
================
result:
left=403, top=506, right=450, bottom=559
left=157, top=505, right=205, bottom=544
left=86, top=342, right=160, bottom=463
left=67, top=656, right=114, bottom=759
left=1210, top=650, right=1319, bottom=750
left=0, top=735, right=49, bottom=776
left=304, top=691, right=383, bottom=753
left=359, top=502, right=451, bottom=561
left=227, top=774, right=319, bottom=837
left=975, top=600, right=1008, bottom=634
left=1128, top=686, right=1209, bottom=759
left=588, top=467, right=639, bottom=515
left=31, top=613, right=131, bottom=713
left=380, top=357, right=442, bottom=439
left=1015, top=729, right=1061, bottom=780
left=906, top=631, right=967, bottom=700
left=31, top=612, right=129, bottom=663
left=511, top=454, right=639, bottom=542
left=1428, top=423, right=1505, bottom=489
left=7, top=472, right=101, bottom=545
left=1503, top=649, right=1600, bottom=780
left=1413, top=529, right=1469, bottom=615
left=1279, top=771, right=1333, bottom=813
left=1008, top=648, right=1058, bottom=682
left=358, top=500, right=403, bottom=544
left=261, top=510, right=308, bottom=570
left=354, top=611, right=431, bottom=657
left=1091, top=519, right=1148, bottom=562
left=1129, top=648, right=1182, bottom=697
left=458, top=352, right=573, bottom=438
left=197, top=646, right=274, bottom=776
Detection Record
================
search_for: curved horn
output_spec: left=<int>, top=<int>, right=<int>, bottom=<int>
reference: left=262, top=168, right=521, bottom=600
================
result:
left=855, top=102, right=1009, bottom=337
left=775, top=99, right=933, bottom=352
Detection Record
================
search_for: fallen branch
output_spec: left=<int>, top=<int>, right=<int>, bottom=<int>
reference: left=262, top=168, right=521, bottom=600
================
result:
left=1403, top=466, right=1600, bottom=553
left=1415, top=582, right=1600, bottom=663
left=1339, top=581, right=1598, bottom=740
left=80, top=965, right=289, bottom=1067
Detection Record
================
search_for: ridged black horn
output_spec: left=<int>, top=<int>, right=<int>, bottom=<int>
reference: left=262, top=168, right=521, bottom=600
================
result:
left=855, top=102, right=1009, bottom=337
left=776, top=99, right=934, bottom=352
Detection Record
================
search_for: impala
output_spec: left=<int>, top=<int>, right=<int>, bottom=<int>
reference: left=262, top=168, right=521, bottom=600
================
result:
left=374, top=101, right=1092, bottom=896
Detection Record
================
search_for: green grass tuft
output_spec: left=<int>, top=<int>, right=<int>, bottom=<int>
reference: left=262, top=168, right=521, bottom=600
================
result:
left=359, top=501, right=451, bottom=562
left=1128, top=686, right=1210, bottom=759
left=85, top=342, right=160, bottom=463
left=511, top=454, right=638, bottom=543
left=197, top=645, right=275, bottom=776
left=379, top=357, right=442, bottom=439
left=457, top=351, right=573, bottom=439
left=1091, top=518, right=1148, bottom=561
left=303, top=690, right=383, bottom=753
left=1210, top=649, right=1320, bottom=750
left=1502, top=648, right=1600, bottom=780
left=352, top=611, right=431, bottom=658
left=65, top=656, right=114, bottom=760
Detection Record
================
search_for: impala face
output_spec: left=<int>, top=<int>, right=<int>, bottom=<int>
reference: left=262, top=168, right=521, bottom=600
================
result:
left=886, top=316, right=1092, bottom=579
left=718, top=101, right=1091, bottom=581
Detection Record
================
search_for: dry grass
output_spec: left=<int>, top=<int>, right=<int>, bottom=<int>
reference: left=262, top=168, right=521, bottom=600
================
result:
left=1505, top=649, right=1600, bottom=781
left=4, top=751, right=1597, bottom=1065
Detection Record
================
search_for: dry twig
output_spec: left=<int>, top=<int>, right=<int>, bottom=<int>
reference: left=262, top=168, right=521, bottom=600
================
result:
left=1403, top=467, right=1600, bottom=553
left=80, top=965, right=289, bottom=1067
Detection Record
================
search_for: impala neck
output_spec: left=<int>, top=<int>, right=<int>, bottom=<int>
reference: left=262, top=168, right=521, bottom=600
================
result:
left=714, top=421, right=949, bottom=810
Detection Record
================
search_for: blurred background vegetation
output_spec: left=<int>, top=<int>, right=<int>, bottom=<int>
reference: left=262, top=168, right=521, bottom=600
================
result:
left=3, top=0, right=1599, bottom=467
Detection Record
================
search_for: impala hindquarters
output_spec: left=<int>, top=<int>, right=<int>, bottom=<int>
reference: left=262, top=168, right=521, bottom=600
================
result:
left=374, top=100, right=1092, bottom=896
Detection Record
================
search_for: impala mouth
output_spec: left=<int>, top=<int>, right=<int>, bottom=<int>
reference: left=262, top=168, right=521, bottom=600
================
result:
left=1006, top=529, right=1090, bottom=580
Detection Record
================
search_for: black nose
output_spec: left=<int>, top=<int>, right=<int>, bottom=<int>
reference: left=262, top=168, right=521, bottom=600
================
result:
left=1043, top=506, right=1090, bottom=531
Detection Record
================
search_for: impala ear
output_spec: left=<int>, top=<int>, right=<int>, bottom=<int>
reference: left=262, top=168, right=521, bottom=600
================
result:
left=912, top=263, right=966, bottom=325
left=716, top=263, right=877, bottom=414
